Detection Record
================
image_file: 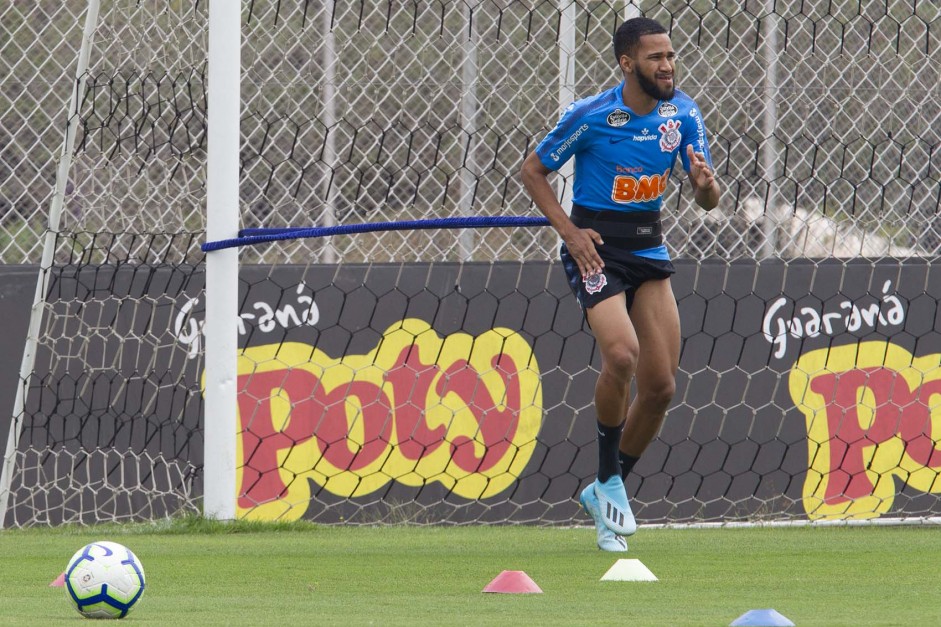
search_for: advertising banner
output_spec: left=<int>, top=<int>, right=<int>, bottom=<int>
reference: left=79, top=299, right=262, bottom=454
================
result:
left=4, top=260, right=940, bottom=525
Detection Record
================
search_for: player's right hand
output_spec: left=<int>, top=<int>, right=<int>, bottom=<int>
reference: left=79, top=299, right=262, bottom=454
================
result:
left=563, top=227, right=605, bottom=279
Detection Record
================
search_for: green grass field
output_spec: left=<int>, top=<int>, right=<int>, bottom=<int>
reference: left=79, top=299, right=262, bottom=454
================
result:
left=1, top=518, right=938, bottom=626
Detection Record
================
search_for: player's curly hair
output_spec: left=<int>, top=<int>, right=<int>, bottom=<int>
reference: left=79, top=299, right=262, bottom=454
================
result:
left=613, top=17, right=668, bottom=63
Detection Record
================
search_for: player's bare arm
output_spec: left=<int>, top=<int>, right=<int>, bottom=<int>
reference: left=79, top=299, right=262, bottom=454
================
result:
left=686, top=144, right=720, bottom=210
left=520, top=151, right=605, bottom=279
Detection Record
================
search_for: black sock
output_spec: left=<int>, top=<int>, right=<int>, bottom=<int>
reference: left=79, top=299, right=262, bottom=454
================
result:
left=596, top=421, right=623, bottom=483
left=619, top=451, right=640, bottom=480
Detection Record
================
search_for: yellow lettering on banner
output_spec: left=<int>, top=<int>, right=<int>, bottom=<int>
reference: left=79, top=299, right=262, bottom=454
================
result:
left=790, top=342, right=941, bottom=520
left=226, top=319, right=543, bottom=521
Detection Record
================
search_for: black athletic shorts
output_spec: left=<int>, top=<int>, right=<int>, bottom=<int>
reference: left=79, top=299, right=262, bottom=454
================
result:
left=560, top=242, right=675, bottom=310
left=560, top=204, right=676, bottom=310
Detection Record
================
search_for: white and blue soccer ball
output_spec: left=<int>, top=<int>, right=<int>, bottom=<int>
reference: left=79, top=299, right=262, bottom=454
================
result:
left=65, top=541, right=146, bottom=619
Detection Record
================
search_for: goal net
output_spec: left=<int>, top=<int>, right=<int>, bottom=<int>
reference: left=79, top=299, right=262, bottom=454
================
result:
left=2, top=0, right=940, bottom=527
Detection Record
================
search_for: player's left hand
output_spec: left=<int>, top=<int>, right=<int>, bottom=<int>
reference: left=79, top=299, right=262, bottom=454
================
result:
left=686, top=145, right=716, bottom=189
left=686, top=144, right=715, bottom=191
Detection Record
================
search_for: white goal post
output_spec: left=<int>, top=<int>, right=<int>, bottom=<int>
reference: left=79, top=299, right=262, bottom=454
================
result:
left=203, top=0, right=240, bottom=521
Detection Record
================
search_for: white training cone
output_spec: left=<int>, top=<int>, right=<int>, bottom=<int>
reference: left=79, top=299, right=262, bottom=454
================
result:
left=729, top=609, right=795, bottom=627
left=599, top=558, right=658, bottom=582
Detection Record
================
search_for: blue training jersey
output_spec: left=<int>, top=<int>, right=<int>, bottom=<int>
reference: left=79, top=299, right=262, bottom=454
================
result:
left=535, top=83, right=713, bottom=260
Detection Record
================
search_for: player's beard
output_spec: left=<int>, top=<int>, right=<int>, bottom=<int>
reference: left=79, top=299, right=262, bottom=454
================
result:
left=636, top=67, right=675, bottom=101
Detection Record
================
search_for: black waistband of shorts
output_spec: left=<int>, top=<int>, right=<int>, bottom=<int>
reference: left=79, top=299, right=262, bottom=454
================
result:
left=570, top=204, right=662, bottom=250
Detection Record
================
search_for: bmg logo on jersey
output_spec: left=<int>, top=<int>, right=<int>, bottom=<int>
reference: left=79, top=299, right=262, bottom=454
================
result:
left=611, top=168, right=670, bottom=204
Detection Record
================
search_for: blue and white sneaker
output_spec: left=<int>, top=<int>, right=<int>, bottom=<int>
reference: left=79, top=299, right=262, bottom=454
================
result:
left=594, top=475, right=637, bottom=537
left=580, top=481, right=628, bottom=552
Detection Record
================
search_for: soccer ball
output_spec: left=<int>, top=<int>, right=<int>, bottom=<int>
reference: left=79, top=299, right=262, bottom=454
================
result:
left=64, top=541, right=146, bottom=619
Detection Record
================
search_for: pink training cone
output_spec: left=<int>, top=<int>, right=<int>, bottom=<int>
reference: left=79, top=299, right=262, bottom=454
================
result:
left=482, top=570, right=543, bottom=594
left=49, top=572, right=66, bottom=587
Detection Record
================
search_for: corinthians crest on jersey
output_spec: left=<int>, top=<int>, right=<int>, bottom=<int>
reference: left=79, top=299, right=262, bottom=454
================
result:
left=584, top=272, right=608, bottom=294
left=659, top=119, right=682, bottom=153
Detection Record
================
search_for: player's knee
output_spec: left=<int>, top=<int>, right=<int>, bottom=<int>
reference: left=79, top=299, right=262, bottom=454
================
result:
left=601, top=343, right=639, bottom=381
left=641, top=374, right=676, bottom=409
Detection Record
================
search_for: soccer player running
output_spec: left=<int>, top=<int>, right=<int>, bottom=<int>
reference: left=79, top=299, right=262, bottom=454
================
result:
left=521, top=17, right=720, bottom=551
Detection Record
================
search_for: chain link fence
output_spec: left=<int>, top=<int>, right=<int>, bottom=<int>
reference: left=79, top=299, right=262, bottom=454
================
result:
left=2, top=1, right=939, bottom=265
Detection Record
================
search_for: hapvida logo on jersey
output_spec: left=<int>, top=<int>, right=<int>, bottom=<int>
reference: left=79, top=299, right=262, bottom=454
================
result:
left=611, top=168, right=670, bottom=204
left=631, top=128, right=658, bottom=143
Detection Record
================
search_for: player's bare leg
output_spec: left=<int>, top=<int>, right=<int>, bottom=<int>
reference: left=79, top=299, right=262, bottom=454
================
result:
left=619, top=278, right=681, bottom=469
left=580, top=293, right=638, bottom=538
left=588, top=292, right=638, bottom=431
